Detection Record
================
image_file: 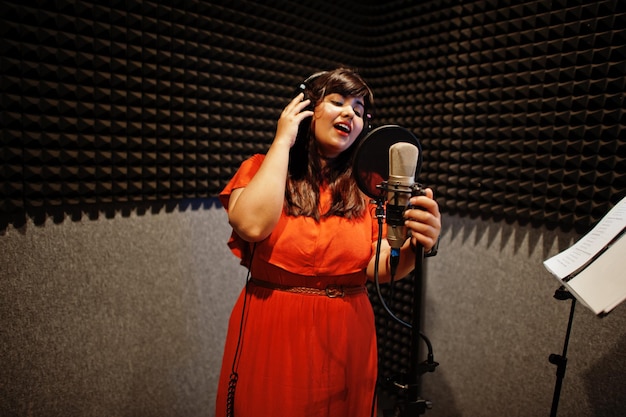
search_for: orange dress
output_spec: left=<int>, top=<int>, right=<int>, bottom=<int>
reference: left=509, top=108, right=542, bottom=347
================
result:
left=215, top=154, right=380, bottom=417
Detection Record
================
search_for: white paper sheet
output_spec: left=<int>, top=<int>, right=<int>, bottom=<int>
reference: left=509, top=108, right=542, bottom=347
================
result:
left=543, top=195, right=626, bottom=315
left=543, top=196, right=626, bottom=280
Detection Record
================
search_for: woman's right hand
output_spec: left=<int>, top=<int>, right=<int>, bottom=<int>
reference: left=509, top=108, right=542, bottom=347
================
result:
left=227, top=94, right=313, bottom=242
left=274, top=93, right=314, bottom=148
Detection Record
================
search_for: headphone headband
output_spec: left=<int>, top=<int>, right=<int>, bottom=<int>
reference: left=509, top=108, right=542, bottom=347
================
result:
left=297, top=70, right=372, bottom=133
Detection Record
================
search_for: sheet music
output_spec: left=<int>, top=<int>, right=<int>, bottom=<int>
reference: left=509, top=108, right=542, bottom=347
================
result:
left=543, top=196, right=626, bottom=280
left=566, top=232, right=626, bottom=315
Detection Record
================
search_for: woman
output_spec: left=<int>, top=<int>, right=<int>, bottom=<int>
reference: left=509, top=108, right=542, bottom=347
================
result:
left=215, top=68, right=441, bottom=416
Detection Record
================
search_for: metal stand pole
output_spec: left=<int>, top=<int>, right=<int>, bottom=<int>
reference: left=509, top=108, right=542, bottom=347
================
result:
left=548, top=287, right=576, bottom=417
left=387, top=244, right=436, bottom=416
left=404, top=244, right=432, bottom=415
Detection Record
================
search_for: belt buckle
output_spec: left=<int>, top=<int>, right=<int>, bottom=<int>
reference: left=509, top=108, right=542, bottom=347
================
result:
left=325, top=285, right=345, bottom=298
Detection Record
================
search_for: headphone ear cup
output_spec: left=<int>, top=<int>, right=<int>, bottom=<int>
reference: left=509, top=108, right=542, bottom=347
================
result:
left=296, top=82, right=306, bottom=95
left=296, top=83, right=314, bottom=111
left=295, top=82, right=308, bottom=102
left=297, top=71, right=327, bottom=110
left=363, top=114, right=372, bottom=136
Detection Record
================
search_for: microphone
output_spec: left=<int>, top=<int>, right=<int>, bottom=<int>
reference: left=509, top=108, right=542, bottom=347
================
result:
left=386, top=142, right=419, bottom=277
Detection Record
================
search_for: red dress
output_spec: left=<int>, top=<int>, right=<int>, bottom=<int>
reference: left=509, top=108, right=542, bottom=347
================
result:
left=215, top=154, right=380, bottom=417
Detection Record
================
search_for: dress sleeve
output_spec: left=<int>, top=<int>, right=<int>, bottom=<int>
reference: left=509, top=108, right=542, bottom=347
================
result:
left=219, top=154, right=265, bottom=264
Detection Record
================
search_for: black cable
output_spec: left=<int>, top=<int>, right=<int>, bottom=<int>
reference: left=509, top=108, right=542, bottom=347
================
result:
left=373, top=201, right=411, bottom=328
left=226, top=243, right=257, bottom=417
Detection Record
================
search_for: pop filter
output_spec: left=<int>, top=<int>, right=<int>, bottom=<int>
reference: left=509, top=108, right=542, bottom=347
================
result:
left=353, top=125, right=423, bottom=199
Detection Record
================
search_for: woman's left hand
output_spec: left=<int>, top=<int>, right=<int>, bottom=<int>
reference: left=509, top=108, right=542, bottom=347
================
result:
left=404, top=188, right=441, bottom=253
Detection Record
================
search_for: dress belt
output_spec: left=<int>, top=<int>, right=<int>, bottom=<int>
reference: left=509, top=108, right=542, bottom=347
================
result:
left=249, top=278, right=366, bottom=298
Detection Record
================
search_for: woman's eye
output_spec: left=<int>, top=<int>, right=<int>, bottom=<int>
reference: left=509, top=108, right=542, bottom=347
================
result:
left=329, top=97, right=363, bottom=117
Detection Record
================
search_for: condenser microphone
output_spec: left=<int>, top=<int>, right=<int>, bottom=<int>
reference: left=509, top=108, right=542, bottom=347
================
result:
left=386, top=142, right=419, bottom=277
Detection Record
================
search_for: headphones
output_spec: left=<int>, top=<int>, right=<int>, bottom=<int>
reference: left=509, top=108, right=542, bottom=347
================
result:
left=296, top=71, right=326, bottom=112
left=297, top=71, right=372, bottom=135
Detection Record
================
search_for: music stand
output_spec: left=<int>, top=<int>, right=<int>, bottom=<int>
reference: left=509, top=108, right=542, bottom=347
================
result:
left=548, top=287, right=577, bottom=417
left=543, top=196, right=626, bottom=416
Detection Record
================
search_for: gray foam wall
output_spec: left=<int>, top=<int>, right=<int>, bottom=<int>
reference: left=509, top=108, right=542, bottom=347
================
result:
left=1, top=203, right=242, bottom=416
left=2, top=207, right=624, bottom=416
left=420, top=214, right=626, bottom=417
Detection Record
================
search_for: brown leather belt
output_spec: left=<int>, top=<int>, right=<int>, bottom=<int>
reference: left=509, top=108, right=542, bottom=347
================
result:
left=249, top=278, right=366, bottom=298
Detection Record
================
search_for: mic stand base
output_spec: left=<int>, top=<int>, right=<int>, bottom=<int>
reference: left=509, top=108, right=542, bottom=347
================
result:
left=383, top=365, right=438, bottom=416
left=384, top=400, right=433, bottom=417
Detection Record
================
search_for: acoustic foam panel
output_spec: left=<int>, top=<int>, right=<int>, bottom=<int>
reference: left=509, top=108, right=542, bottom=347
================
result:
left=365, top=0, right=625, bottom=234
left=1, top=0, right=624, bottom=234
left=1, top=0, right=365, bottom=226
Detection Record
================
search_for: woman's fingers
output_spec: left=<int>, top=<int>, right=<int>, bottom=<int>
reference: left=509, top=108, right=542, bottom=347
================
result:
left=405, top=188, right=441, bottom=250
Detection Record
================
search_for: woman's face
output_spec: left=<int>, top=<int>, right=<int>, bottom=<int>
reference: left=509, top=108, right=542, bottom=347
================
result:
left=312, top=93, right=366, bottom=159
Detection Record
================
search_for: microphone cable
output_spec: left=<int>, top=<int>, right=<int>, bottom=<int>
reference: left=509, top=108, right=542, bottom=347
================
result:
left=373, top=199, right=411, bottom=328
left=226, top=243, right=257, bottom=417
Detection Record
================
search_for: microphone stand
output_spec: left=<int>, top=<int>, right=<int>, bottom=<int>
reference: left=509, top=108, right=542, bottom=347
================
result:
left=382, top=186, right=437, bottom=417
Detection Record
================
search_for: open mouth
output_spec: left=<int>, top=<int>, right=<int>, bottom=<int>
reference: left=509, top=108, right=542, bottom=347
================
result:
left=334, top=122, right=351, bottom=134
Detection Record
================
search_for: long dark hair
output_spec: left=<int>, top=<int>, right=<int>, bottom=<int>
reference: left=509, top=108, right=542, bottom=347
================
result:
left=285, top=68, right=374, bottom=220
